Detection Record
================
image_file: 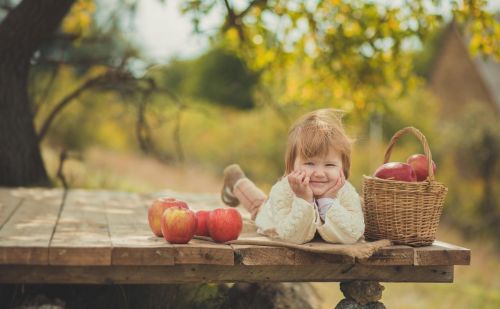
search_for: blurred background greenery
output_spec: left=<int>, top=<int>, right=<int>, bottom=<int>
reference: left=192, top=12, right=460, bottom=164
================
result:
left=1, top=0, right=499, bottom=307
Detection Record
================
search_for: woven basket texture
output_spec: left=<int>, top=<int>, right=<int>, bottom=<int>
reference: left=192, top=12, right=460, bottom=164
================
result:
left=362, top=127, right=448, bottom=246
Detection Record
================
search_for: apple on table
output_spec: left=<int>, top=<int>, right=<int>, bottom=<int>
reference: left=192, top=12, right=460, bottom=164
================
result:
left=161, top=207, right=197, bottom=244
left=208, top=208, right=243, bottom=243
left=195, top=210, right=210, bottom=237
left=148, top=197, right=189, bottom=237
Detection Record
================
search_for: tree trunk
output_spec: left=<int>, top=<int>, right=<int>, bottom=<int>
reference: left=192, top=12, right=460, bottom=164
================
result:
left=0, top=0, right=75, bottom=186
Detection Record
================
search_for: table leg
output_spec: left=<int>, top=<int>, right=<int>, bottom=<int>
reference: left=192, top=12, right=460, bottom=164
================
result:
left=335, top=281, right=386, bottom=309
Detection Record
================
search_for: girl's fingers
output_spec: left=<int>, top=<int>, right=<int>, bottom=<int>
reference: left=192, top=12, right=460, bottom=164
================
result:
left=336, top=174, right=342, bottom=187
left=303, top=176, right=310, bottom=185
left=298, top=170, right=306, bottom=182
left=340, top=170, right=346, bottom=187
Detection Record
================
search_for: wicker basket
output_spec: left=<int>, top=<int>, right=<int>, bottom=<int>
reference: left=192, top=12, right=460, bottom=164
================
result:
left=362, top=127, right=448, bottom=247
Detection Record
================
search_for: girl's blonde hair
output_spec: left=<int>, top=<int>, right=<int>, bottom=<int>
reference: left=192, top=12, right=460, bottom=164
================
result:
left=284, top=109, right=353, bottom=179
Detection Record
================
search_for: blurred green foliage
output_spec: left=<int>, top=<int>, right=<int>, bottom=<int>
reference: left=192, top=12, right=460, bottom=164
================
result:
left=188, top=49, right=259, bottom=109
left=159, top=49, right=259, bottom=109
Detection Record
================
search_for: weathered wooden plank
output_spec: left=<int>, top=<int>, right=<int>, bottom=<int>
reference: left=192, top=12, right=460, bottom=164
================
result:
left=232, top=244, right=296, bottom=265
left=104, top=192, right=175, bottom=265
left=0, top=188, right=24, bottom=228
left=294, top=250, right=355, bottom=265
left=414, top=241, right=471, bottom=266
left=232, top=243, right=354, bottom=265
left=0, top=189, right=63, bottom=265
left=0, top=264, right=454, bottom=284
left=230, top=233, right=392, bottom=265
left=49, top=190, right=112, bottom=266
left=171, top=239, right=234, bottom=265
left=138, top=195, right=234, bottom=265
left=111, top=237, right=175, bottom=265
left=358, top=245, right=415, bottom=265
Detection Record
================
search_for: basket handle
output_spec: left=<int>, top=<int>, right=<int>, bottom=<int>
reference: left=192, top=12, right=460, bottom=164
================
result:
left=383, top=127, right=435, bottom=181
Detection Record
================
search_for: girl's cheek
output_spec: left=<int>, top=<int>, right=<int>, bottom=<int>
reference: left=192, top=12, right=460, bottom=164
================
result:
left=328, top=168, right=340, bottom=179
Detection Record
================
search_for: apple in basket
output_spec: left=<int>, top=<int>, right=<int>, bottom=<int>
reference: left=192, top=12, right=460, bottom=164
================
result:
left=208, top=208, right=243, bottom=243
left=195, top=210, right=210, bottom=237
left=148, top=197, right=189, bottom=237
left=407, top=154, right=437, bottom=181
left=161, top=207, right=197, bottom=244
left=374, top=162, right=417, bottom=182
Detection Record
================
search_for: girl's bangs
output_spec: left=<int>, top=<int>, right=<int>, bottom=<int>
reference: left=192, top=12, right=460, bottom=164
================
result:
left=296, top=126, right=333, bottom=159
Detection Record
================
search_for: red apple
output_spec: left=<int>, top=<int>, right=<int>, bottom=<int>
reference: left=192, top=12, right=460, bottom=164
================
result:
left=195, top=210, right=210, bottom=236
left=148, top=197, right=189, bottom=237
left=161, top=207, right=197, bottom=244
left=407, top=154, right=437, bottom=181
left=208, top=208, right=243, bottom=243
left=374, top=162, right=417, bottom=182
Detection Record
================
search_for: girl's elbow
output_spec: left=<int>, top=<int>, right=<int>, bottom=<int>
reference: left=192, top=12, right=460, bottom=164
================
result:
left=349, top=223, right=365, bottom=243
left=277, top=228, right=311, bottom=244
left=338, top=230, right=362, bottom=244
left=345, top=220, right=365, bottom=243
left=321, top=221, right=365, bottom=244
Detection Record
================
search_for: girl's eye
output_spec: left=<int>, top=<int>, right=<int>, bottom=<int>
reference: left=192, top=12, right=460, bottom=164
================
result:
left=326, top=164, right=336, bottom=167
left=304, top=162, right=314, bottom=166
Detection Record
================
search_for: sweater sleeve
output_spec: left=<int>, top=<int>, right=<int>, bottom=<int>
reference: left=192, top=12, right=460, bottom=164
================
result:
left=255, top=177, right=317, bottom=244
left=316, top=181, right=365, bottom=244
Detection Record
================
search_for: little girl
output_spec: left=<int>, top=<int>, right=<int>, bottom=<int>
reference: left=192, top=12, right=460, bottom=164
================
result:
left=221, top=108, right=365, bottom=244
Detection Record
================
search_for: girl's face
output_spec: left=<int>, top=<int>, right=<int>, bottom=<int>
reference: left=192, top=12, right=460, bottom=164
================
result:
left=293, top=147, right=343, bottom=197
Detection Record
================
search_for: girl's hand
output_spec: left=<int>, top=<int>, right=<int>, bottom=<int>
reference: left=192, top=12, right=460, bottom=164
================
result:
left=318, top=169, right=345, bottom=199
left=288, top=170, right=314, bottom=203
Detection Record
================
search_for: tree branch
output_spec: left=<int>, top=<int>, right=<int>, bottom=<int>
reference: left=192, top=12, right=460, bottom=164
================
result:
left=37, top=73, right=106, bottom=142
left=135, top=90, right=154, bottom=154
left=222, top=0, right=244, bottom=41
left=56, top=148, right=68, bottom=189
left=237, top=0, right=267, bottom=19
left=222, top=0, right=268, bottom=42
left=32, top=64, right=61, bottom=117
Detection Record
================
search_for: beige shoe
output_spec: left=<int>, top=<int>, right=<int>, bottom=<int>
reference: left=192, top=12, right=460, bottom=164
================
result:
left=221, top=164, right=246, bottom=207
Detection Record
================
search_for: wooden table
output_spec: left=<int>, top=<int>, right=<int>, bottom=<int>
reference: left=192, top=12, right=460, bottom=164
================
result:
left=0, top=188, right=470, bottom=306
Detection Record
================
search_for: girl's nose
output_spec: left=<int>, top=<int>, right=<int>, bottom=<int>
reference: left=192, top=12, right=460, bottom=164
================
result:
left=312, top=167, right=326, bottom=177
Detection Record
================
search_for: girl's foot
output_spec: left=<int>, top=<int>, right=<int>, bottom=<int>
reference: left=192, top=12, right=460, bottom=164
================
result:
left=221, top=164, right=246, bottom=206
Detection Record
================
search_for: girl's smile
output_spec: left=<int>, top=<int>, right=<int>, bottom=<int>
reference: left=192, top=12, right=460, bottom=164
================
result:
left=293, top=146, right=343, bottom=197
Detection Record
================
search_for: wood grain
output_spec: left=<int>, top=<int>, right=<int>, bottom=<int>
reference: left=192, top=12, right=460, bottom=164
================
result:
left=49, top=190, right=112, bottom=266
left=0, top=189, right=63, bottom=265
left=0, top=264, right=454, bottom=284
left=358, top=245, right=415, bottom=265
left=232, top=244, right=296, bottom=265
left=414, top=241, right=471, bottom=266
left=232, top=244, right=354, bottom=265
left=0, top=188, right=24, bottom=228
left=104, top=191, right=175, bottom=265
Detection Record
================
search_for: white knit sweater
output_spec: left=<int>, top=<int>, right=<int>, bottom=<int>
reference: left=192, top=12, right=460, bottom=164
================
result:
left=254, top=177, right=365, bottom=244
